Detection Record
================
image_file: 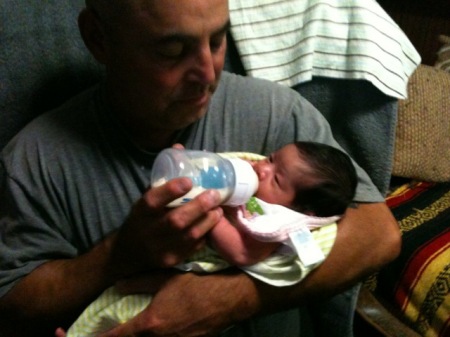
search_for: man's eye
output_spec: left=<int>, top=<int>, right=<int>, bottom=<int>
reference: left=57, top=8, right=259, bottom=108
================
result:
left=157, top=42, right=185, bottom=58
left=210, top=35, right=225, bottom=52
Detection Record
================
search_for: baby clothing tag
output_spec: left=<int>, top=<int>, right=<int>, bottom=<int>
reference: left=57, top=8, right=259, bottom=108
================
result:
left=288, top=226, right=325, bottom=267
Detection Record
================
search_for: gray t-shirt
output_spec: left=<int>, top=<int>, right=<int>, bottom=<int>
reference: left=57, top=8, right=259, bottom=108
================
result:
left=0, top=71, right=382, bottom=298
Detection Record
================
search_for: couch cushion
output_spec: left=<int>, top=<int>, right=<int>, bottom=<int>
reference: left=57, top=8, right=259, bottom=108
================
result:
left=0, top=0, right=103, bottom=151
left=392, top=65, right=450, bottom=182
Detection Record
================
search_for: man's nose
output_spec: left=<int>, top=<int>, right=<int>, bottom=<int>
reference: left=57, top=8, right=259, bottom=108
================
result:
left=190, top=46, right=216, bottom=85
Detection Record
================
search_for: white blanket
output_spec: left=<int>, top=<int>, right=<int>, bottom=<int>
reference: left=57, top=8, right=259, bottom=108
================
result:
left=229, top=0, right=421, bottom=99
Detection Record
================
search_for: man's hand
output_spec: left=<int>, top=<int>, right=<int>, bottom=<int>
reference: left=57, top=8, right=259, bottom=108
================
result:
left=110, top=177, right=224, bottom=277
left=98, top=270, right=259, bottom=337
left=0, top=177, right=224, bottom=337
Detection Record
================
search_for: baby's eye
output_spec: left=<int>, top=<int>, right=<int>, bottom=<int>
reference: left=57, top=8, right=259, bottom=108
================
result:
left=274, top=174, right=281, bottom=186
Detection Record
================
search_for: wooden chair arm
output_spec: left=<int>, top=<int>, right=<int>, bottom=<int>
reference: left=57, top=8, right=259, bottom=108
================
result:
left=356, top=287, right=421, bottom=337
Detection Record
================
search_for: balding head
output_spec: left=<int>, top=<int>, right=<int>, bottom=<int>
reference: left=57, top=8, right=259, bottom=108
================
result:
left=84, top=0, right=130, bottom=29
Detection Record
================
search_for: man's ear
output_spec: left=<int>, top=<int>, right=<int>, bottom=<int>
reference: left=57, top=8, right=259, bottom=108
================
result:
left=78, top=8, right=108, bottom=64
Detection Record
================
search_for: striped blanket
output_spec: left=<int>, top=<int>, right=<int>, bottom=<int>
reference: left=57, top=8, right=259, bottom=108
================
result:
left=371, top=181, right=450, bottom=337
left=229, top=0, right=421, bottom=99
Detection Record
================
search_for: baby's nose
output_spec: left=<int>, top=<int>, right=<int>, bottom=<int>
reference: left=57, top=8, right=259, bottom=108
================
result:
left=252, top=161, right=267, bottom=180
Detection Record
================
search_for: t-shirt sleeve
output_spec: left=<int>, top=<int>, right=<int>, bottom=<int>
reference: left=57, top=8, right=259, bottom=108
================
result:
left=0, top=146, right=78, bottom=298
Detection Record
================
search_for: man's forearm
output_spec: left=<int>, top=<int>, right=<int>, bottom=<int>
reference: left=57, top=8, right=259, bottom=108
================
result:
left=0, top=234, right=117, bottom=336
left=316, top=202, right=401, bottom=290
left=241, top=202, right=401, bottom=314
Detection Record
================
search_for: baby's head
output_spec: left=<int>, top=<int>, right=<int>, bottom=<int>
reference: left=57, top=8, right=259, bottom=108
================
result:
left=252, top=142, right=357, bottom=217
left=289, top=142, right=357, bottom=217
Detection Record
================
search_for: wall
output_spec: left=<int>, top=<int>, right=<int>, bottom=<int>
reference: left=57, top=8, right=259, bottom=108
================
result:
left=378, top=0, right=450, bottom=65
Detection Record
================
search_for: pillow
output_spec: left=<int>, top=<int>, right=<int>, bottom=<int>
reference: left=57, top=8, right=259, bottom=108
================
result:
left=435, top=35, right=450, bottom=72
left=392, top=65, right=450, bottom=182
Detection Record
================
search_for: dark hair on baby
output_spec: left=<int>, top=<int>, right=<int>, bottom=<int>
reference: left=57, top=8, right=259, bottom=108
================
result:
left=291, top=141, right=357, bottom=217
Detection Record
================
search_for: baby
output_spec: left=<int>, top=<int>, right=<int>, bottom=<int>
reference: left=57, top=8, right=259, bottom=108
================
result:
left=66, top=141, right=357, bottom=336
left=210, top=141, right=357, bottom=267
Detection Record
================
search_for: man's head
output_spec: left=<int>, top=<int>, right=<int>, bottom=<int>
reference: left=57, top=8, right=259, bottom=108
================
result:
left=79, top=0, right=229, bottom=149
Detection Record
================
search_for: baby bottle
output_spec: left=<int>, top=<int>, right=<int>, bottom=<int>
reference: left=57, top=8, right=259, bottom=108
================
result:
left=151, top=148, right=259, bottom=207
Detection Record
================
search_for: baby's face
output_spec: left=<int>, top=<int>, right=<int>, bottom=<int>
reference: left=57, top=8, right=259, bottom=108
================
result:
left=251, top=144, right=306, bottom=207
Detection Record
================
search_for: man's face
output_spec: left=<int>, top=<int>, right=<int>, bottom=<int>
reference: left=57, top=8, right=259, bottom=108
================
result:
left=101, top=0, right=229, bottom=133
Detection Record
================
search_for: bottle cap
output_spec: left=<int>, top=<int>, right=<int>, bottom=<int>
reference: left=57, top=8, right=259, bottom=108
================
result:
left=225, top=158, right=259, bottom=206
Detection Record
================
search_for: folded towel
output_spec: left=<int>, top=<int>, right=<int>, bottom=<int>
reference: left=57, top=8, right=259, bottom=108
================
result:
left=229, top=0, right=421, bottom=99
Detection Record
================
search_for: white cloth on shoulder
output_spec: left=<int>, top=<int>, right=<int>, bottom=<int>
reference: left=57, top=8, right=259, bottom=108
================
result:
left=228, top=0, right=421, bottom=99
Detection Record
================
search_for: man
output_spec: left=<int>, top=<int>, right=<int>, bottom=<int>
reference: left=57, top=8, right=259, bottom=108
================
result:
left=0, top=1, right=400, bottom=336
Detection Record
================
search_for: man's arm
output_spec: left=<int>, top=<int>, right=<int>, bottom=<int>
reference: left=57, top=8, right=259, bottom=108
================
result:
left=0, top=236, right=116, bottom=336
left=0, top=177, right=224, bottom=337
left=282, top=202, right=401, bottom=300
left=97, top=201, right=401, bottom=337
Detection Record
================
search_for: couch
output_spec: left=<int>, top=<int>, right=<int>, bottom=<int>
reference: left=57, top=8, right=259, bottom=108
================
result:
left=355, top=2, right=450, bottom=336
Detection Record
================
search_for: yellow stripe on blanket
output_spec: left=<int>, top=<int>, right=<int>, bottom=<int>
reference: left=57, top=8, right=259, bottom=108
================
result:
left=402, top=244, right=450, bottom=334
